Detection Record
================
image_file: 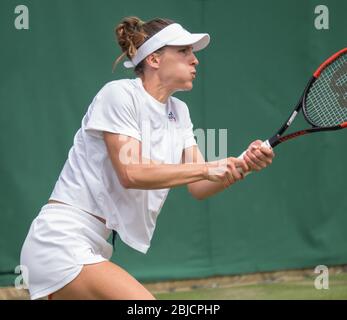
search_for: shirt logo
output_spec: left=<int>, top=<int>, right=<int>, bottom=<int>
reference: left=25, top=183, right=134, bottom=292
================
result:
left=168, top=111, right=176, bottom=121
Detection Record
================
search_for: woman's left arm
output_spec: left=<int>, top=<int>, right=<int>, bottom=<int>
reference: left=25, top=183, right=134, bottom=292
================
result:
left=184, top=142, right=274, bottom=200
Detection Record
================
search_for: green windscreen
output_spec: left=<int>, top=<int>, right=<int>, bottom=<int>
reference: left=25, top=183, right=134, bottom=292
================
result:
left=1, top=0, right=347, bottom=287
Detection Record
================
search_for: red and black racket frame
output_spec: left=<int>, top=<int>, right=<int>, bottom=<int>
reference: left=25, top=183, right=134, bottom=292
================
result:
left=267, top=48, right=347, bottom=148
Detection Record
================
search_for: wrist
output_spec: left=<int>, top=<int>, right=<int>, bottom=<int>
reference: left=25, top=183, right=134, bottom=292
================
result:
left=202, top=163, right=209, bottom=180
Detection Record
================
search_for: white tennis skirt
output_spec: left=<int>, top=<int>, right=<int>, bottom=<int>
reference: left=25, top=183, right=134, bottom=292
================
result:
left=20, top=203, right=113, bottom=300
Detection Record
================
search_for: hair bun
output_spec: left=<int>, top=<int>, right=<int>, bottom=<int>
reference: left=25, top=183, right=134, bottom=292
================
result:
left=113, top=17, right=174, bottom=74
left=115, top=16, right=147, bottom=59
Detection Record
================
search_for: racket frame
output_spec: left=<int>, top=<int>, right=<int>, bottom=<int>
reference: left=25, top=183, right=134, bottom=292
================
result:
left=238, top=48, right=347, bottom=175
left=267, top=49, right=347, bottom=148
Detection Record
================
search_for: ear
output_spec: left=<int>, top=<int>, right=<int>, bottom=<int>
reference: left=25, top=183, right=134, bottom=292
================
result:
left=145, top=52, right=161, bottom=69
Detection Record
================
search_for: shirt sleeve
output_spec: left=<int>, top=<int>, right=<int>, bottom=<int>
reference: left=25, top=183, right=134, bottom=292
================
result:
left=84, top=82, right=141, bottom=141
left=181, top=102, right=197, bottom=149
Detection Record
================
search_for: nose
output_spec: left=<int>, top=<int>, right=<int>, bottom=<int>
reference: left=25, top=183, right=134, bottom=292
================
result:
left=191, top=53, right=199, bottom=66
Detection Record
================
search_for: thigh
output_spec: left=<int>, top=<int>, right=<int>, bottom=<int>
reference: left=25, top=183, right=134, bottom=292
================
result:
left=50, top=261, right=155, bottom=300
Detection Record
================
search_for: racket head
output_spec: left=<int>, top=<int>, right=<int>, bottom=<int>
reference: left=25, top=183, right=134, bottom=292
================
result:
left=302, top=48, right=347, bottom=128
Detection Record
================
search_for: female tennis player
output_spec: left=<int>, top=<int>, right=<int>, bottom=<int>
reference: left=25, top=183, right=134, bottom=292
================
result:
left=20, top=16, right=274, bottom=300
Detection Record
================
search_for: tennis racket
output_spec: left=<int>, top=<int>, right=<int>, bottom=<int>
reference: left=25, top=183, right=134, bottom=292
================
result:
left=238, top=48, right=347, bottom=173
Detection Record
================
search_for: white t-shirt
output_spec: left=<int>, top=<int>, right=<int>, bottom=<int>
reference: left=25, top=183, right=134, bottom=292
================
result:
left=50, top=78, right=197, bottom=253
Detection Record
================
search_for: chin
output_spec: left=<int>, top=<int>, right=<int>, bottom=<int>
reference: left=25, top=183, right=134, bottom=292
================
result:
left=182, top=81, right=194, bottom=91
left=173, top=80, right=193, bottom=92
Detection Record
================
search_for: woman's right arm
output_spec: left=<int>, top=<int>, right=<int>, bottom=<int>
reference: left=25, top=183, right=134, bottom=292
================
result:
left=103, top=132, right=247, bottom=190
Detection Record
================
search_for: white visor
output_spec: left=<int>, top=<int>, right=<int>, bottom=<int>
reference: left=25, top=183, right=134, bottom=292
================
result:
left=123, top=23, right=210, bottom=68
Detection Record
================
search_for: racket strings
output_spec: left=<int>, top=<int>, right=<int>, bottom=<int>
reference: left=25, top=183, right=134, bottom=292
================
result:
left=305, top=53, right=347, bottom=127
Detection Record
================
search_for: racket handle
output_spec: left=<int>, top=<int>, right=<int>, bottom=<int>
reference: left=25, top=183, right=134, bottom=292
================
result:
left=237, top=140, right=271, bottom=176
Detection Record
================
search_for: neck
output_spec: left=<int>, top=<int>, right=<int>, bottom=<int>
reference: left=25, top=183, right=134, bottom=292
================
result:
left=140, top=74, right=173, bottom=104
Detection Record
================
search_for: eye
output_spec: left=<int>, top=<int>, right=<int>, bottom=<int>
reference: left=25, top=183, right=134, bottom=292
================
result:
left=179, top=48, right=189, bottom=54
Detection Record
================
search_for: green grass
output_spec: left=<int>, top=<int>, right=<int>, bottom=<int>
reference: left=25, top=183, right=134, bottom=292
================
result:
left=155, top=273, right=347, bottom=300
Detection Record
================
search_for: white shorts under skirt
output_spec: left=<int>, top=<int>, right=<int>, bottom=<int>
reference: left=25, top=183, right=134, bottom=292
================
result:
left=20, top=203, right=113, bottom=300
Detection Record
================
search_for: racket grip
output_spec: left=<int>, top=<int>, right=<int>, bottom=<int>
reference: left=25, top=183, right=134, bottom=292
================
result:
left=237, top=140, right=271, bottom=176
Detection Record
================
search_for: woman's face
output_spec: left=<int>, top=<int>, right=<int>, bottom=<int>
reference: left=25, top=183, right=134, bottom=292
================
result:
left=156, top=45, right=199, bottom=91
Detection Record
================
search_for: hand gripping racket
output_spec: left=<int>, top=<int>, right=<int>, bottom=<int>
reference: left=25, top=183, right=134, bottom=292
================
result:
left=238, top=48, right=347, bottom=174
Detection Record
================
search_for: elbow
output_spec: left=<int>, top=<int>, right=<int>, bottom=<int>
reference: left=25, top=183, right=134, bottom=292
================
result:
left=120, top=178, right=132, bottom=189
left=193, top=193, right=207, bottom=201
left=119, top=167, right=134, bottom=189
left=188, top=187, right=206, bottom=201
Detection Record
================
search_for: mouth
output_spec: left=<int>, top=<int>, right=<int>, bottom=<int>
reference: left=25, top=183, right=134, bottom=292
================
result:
left=191, top=72, right=196, bottom=79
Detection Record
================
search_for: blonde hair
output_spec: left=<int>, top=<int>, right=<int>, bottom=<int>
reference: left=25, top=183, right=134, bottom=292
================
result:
left=113, top=16, right=175, bottom=75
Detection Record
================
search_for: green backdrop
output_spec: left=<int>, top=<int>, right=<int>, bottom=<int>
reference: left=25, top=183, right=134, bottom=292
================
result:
left=1, top=0, right=346, bottom=287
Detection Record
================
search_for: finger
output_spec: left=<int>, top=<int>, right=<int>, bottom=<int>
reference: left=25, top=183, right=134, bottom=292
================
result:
left=244, top=153, right=262, bottom=171
left=223, top=166, right=235, bottom=187
left=253, top=149, right=268, bottom=163
left=246, top=150, right=266, bottom=169
left=250, top=140, right=263, bottom=148
left=224, top=172, right=235, bottom=186
left=260, top=145, right=275, bottom=157
left=254, top=150, right=272, bottom=167
left=233, top=158, right=250, bottom=172
left=227, top=161, right=243, bottom=180
left=232, top=167, right=244, bottom=180
left=253, top=149, right=272, bottom=167
left=239, top=160, right=249, bottom=173
left=259, top=148, right=274, bottom=165
left=223, top=180, right=232, bottom=188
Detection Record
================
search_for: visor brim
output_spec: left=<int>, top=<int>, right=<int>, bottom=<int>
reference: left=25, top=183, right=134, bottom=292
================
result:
left=166, top=33, right=210, bottom=52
